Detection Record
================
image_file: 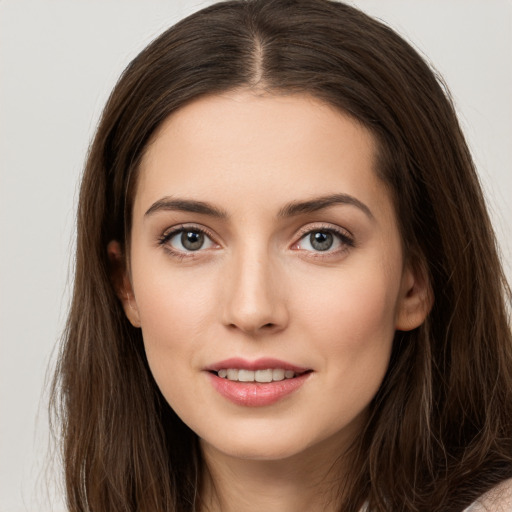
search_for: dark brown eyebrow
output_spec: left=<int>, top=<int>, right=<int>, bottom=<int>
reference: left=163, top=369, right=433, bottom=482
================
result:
left=145, top=193, right=373, bottom=220
left=144, top=197, right=228, bottom=218
left=278, top=193, right=374, bottom=220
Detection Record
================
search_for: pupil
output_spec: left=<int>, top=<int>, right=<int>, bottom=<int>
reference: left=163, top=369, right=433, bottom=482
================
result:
left=310, top=231, right=333, bottom=251
left=181, top=231, right=204, bottom=251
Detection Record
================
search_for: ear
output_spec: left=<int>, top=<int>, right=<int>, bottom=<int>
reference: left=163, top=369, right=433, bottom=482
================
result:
left=107, top=240, right=141, bottom=328
left=395, top=260, right=433, bottom=332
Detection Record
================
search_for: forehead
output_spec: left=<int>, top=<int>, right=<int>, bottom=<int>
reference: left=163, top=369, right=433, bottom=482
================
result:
left=135, top=91, right=390, bottom=220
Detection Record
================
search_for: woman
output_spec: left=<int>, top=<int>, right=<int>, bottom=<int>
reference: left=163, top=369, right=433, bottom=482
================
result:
left=51, top=0, right=512, bottom=510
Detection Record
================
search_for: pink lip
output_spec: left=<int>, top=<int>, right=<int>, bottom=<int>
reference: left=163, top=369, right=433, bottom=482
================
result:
left=205, top=357, right=309, bottom=373
left=205, top=358, right=312, bottom=407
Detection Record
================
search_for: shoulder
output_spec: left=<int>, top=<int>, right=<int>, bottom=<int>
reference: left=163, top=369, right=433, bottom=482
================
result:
left=464, top=478, right=512, bottom=512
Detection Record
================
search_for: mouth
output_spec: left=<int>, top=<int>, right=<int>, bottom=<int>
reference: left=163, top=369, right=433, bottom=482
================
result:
left=205, top=358, right=313, bottom=406
left=211, top=368, right=311, bottom=383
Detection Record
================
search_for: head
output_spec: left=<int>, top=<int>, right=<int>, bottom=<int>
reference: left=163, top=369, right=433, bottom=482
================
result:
left=53, top=1, right=512, bottom=511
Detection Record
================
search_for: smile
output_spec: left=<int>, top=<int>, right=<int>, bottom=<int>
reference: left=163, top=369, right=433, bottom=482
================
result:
left=206, top=358, right=313, bottom=407
left=216, top=368, right=299, bottom=382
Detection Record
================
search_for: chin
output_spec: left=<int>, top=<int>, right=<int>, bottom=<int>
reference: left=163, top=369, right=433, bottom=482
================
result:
left=198, top=417, right=355, bottom=464
left=202, top=435, right=311, bottom=462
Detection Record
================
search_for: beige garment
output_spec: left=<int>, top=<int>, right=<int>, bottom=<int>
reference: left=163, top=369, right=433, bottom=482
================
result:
left=464, top=478, right=512, bottom=511
left=359, top=478, right=512, bottom=511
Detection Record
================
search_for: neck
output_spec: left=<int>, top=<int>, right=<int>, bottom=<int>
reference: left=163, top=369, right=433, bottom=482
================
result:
left=199, top=433, right=356, bottom=512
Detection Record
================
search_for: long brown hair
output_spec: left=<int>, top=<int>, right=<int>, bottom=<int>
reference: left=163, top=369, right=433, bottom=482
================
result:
left=50, top=1, right=512, bottom=510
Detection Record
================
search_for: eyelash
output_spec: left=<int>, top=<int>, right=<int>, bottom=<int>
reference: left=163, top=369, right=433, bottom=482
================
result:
left=157, top=223, right=355, bottom=260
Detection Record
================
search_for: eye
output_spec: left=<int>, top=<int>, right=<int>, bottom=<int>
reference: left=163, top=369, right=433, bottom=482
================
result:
left=160, top=227, right=216, bottom=253
left=294, top=228, right=354, bottom=253
left=306, top=231, right=336, bottom=251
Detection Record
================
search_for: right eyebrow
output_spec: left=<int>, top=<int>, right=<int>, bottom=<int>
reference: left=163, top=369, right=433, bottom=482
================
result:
left=144, top=197, right=228, bottom=219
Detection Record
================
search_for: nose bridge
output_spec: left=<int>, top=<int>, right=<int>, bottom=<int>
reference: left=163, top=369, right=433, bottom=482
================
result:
left=222, top=240, right=287, bottom=334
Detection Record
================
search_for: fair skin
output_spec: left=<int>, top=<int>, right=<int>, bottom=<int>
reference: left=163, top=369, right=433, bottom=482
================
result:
left=109, top=90, right=430, bottom=512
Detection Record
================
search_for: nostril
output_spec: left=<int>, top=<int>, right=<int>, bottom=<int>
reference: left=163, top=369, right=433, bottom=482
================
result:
left=227, top=322, right=276, bottom=332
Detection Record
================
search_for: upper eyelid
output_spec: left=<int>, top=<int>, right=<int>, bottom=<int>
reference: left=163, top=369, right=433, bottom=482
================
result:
left=161, top=223, right=215, bottom=238
left=294, top=223, right=354, bottom=240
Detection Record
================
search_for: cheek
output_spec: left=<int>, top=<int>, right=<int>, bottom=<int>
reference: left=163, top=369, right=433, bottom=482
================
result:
left=292, top=256, right=401, bottom=393
left=292, top=265, right=399, bottom=424
left=295, top=259, right=400, bottom=340
left=133, top=260, right=216, bottom=335
left=129, top=256, right=220, bottom=388
left=130, top=263, right=221, bottom=424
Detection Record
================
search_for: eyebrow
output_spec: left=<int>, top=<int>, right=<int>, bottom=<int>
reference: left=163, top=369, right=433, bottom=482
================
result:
left=144, top=193, right=373, bottom=220
left=144, top=197, right=228, bottom=218
left=278, top=193, right=374, bottom=220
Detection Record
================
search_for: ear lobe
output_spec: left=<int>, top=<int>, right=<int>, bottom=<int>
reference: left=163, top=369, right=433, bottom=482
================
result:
left=395, top=261, right=433, bottom=332
left=107, top=240, right=141, bottom=328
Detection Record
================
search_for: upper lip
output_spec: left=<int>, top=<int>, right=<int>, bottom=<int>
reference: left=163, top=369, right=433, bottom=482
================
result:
left=205, top=357, right=311, bottom=373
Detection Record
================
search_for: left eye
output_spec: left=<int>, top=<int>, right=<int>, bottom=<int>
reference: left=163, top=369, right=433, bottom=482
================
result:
left=166, top=229, right=216, bottom=252
left=295, top=230, right=349, bottom=252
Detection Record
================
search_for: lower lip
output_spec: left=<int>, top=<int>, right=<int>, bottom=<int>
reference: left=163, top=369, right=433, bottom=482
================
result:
left=207, top=372, right=311, bottom=407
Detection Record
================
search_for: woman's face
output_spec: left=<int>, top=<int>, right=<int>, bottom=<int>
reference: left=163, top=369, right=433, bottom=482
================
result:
left=115, top=91, right=427, bottom=462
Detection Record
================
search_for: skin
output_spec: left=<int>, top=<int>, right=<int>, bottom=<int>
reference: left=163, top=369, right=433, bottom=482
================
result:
left=110, top=90, right=430, bottom=512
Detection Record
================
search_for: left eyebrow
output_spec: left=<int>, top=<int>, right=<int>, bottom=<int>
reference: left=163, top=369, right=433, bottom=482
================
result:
left=278, top=193, right=374, bottom=220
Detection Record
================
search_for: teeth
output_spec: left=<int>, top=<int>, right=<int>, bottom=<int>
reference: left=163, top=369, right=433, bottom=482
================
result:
left=238, top=369, right=254, bottom=382
left=227, top=369, right=239, bottom=380
left=272, top=369, right=285, bottom=381
left=255, top=369, right=273, bottom=383
left=216, top=368, right=298, bottom=382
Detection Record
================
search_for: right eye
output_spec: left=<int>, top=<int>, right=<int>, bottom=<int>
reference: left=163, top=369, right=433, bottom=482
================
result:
left=160, top=227, right=216, bottom=253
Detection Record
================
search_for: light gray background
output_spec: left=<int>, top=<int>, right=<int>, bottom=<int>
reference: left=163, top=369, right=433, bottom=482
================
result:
left=1, top=1, right=510, bottom=510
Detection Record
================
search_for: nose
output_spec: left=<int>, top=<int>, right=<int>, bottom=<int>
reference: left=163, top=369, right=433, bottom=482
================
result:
left=221, top=246, right=289, bottom=335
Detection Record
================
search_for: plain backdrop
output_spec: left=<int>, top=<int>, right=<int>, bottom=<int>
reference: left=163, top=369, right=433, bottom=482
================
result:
left=0, top=1, right=511, bottom=510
